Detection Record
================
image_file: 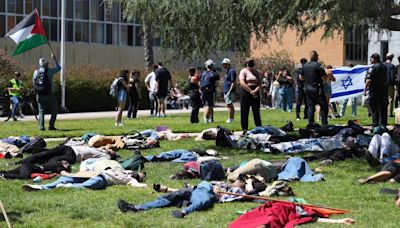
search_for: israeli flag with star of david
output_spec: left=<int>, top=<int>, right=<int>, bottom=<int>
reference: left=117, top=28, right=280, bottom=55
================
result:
left=330, top=65, right=370, bottom=102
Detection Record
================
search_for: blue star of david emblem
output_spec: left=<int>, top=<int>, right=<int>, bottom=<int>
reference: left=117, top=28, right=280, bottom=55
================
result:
left=341, top=76, right=353, bottom=90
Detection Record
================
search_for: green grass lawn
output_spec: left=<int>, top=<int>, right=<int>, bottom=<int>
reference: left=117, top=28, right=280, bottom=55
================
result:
left=1, top=107, right=399, bottom=227
left=0, top=106, right=394, bottom=138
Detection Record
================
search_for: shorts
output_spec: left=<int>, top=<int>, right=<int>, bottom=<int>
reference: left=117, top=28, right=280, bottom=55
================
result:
left=224, top=92, right=234, bottom=105
left=202, top=92, right=214, bottom=107
left=157, top=91, right=168, bottom=99
left=381, top=161, right=400, bottom=176
left=117, top=90, right=127, bottom=103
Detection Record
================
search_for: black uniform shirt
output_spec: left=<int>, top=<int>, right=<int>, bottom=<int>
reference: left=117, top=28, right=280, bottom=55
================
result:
left=365, top=62, right=387, bottom=90
left=301, top=61, right=326, bottom=86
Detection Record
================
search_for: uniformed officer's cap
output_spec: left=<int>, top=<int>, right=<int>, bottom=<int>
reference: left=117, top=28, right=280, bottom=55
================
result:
left=370, top=53, right=380, bottom=61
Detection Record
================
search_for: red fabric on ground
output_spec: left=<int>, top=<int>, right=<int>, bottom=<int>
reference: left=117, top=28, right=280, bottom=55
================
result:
left=0, top=153, right=5, bottom=159
left=229, top=202, right=325, bottom=228
left=31, top=173, right=58, bottom=180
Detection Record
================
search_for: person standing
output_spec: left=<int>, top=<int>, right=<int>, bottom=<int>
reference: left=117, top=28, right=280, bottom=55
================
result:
left=261, top=72, right=272, bottom=108
left=145, top=65, right=158, bottom=116
left=7, top=71, right=24, bottom=121
left=32, top=54, right=61, bottom=131
left=155, top=62, right=172, bottom=117
left=222, top=58, right=236, bottom=123
left=239, top=58, right=262, bottom=134
left=295, top=58, right=308, bottom=121
left=395, top=56, right=400, bottom=108
left=115, top=70, right=130, bottom=126
left=385, top=53, right=396, bottom=117
left=339, top=63, right=358, bottom=117
left=200, top=59, right=219, bottom=123
left=323, top=65, right=338, bottom=118
left=277, top=70, right=294, bottom=112
left=269, top=74, right=280, bottom=109
left=364, top=53, right=388, bottom=128
left=301, top=51, right=329, bottom=125
left=187, top=68, right=201, bottom=123
left=127, top=71, right=141, bottom=119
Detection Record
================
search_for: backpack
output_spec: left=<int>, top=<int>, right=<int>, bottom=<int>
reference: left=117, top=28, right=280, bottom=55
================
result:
left=216, top=126, right=236, bottom=147
left=120, top=151, right=146, bottom=171
left=109, top=77, right=121, bottom=98
left=199, top=160, right=225, bottom=181
left=34, top=69, right=51, bottom=95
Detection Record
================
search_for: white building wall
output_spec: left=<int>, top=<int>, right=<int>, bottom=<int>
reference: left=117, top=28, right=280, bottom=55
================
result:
left=368, top=30, right=400, bottom=65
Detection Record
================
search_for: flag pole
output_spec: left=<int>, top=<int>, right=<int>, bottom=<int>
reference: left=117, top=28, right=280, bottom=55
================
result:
left=0, top=200, right=12, bottom=228
left=60, top=0, right=66, bottom=111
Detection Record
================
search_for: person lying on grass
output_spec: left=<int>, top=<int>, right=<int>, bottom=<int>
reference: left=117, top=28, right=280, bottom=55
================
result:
left=0, top=160, right=70, bottom=180
left=117, top=181, right=217, bottom=218
left=22, top=168, right=146, bottom=191
left=359, top=160, right=400, bottom=184
left=380, top=188, right=400, bottom=207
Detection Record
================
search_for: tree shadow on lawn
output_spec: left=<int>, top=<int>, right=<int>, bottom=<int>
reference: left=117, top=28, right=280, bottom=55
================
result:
left=0, top=211, right=26, bottom=224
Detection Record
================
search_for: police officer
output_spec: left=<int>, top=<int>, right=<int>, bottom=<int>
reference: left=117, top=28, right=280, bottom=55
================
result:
left=7, top=71, right=24, bottom=121
left=300, top=51, right=329, bottom=125
left=364, top=53, right=388, bottom=127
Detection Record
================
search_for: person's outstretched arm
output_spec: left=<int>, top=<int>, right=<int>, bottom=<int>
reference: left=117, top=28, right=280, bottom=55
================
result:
left=317, top=218, right=354, bottom=225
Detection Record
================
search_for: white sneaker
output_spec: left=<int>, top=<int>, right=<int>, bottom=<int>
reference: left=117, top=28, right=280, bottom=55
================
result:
left=207, top=119, right=213, bottom=123
left=22, top=184, right=43, bottom=191
left=204, top=117, right=208, bottom=123
left=296, top=118, right=300, bottom=121
left=56, top=183, right=73, bottom=188
left=226, top=119, right=234, bottom=123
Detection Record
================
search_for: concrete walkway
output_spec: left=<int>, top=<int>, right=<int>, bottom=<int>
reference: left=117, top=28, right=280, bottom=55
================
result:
left=1, top=102, right=241, bottom=122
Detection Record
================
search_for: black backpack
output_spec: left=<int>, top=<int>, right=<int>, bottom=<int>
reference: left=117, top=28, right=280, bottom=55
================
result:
left=21, top=138, right=47, bottom=154
left=34, top=69, right=51, bottom=95
left=199, top=160, right=225, bottom=181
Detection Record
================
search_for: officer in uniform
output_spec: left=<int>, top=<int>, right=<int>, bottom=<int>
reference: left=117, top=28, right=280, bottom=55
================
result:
left=364, top=53, right=388, bottom=127
left=300, top=51, right=329, bottom=125
left=7, top=71, right=24, bottom=121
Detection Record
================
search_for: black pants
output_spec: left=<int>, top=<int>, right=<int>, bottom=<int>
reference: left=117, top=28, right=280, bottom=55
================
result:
left=190, top=91, right=201, bottom=123
left=20, top=145, right=76, bottom=164
left=305, top=85, right=328, bottom=125
left=162, top=187, right=194, bottom=207
left=296, top=86, right=308, bottom=118
left=369, top=90, right=388, bottom=127
left=127, top=96, right=140, bottom=118
left=1, top=164, right=43, bottom=179
left=240, top=88, right=262, bottom=131
left=302, top=148, right=360, bottom=163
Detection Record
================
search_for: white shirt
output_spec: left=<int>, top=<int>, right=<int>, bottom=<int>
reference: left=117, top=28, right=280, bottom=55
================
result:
left=145, top=72, right=156, bottom=92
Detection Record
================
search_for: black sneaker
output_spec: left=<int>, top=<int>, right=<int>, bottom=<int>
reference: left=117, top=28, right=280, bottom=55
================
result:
left=117, top=199, right=139, bottom=213
left=364, top=149, right=381, bottom=168
left=48, top=127, right=58, bottom=131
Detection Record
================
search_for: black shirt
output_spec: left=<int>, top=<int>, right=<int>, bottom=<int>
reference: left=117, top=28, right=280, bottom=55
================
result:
left=301, top=61, right=326, bottom=86
left=155, top=67, right=172, bottom=93
left=365, top=62, right=387, bottom=90
left=278, top=76, right=293, bottom=88
left=294, top=67, right=304, bottom=88
left=384, top=62, right=396, bottom=86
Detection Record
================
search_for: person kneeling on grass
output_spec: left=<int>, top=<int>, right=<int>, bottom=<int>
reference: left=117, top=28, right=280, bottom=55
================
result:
left=22, top=168, right=146, bottom=191
left=118, top=181, right=216, bottom=218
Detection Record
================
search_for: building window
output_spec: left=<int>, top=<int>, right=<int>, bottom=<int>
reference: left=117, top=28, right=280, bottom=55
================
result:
left=91, top=22, right=104, bottom=43
left=75, top=21, right=89, bottom=42
left=127, top=25, right=133, bottom=46
left=75, top=0, right=89, bottom=20
left=135, top=25, right=142, bottom=46
left=120, top=25, right=127, bottom=45
left=0, top=1, right=5, bottom=13
left=25, top=0, right=33, bottom=13
left=8, top=0, right=16, bottom=14
left=106, top=24, right=112, bottom=44
left=42, top=19, right=57, bottom=41
left=106, top=3, right=119, bottom=22
left=90, top=0, right=104, bottom=21
left=0, top=15, right=5, bottom=36
left=16, top=0, right=23, bottom=14
left=66, top=0, right=73, bottom=18
left=7, top=16, right=15, bottom=31
left=345, top=25, right=368, bottom=62
left=42, top=0, right=50, bottom=16
left=66, top=20, right=73, bottom=41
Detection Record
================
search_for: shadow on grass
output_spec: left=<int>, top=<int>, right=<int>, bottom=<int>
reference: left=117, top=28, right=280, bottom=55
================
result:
left=0, top=211, right=23, bottom=223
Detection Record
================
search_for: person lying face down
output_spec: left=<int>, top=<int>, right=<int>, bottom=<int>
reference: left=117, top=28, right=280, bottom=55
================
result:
left=0, top=160, right=70, bottom=180
left=22, top=169, right=146, bottom=191
left=19, top=144, right=117, bottom=165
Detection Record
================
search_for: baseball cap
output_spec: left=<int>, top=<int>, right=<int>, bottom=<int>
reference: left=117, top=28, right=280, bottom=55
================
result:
left=204, top=59, right=215, bottom=67
left=221, top=58, right=230, bottom=64
left=386, top=53, right=394, bottom=58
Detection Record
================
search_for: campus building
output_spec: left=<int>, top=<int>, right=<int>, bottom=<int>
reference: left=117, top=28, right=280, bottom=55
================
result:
left=0, top=0, right=171, bottom=68
left=251, top=26, right=369, bottom=67
left=368, top=30, right=400, bottom=65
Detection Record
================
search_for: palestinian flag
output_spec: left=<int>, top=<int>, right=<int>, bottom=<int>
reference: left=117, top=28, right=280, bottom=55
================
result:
left=5, top=9, right=47, bottom=56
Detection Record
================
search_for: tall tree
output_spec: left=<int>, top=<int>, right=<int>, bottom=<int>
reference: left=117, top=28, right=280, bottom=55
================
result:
left=106, top=0, right=400, bottom=62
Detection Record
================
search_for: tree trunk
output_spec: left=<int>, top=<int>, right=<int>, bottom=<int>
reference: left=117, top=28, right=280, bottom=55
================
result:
left=142, top=22, right=154, bottom=70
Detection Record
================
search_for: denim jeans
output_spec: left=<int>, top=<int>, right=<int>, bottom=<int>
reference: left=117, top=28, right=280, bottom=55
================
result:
left=340, top=98, right=357, bottom=116
left=278, top=157, right=324, bottom=182
left=140, top=129, right=159, bottom=140
left=279, top=87, right=293, bottom=112
left=10, top=96, right=19, bottom=118
left=145, top=149, right=196, bottom=162
left=149, top=92, right=158, bottom=115
left=36, top=93, right=58, bottom=130
left=41, top=176, right=107, bottom=190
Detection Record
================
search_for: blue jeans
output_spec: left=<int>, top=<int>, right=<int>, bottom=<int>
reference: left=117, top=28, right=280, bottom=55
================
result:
left=340, top=98, right=357, bottom=116
left=145, top=149, right=196, bottom=163
left=41, top=176, right=107, bottom=190
left=140, top=129, right=160, bottom=140
left=279, top=87, right=293, bottom=111
left=10, top=96, right=20, bottom=118
left=36, top=93, right=58, bottom=130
